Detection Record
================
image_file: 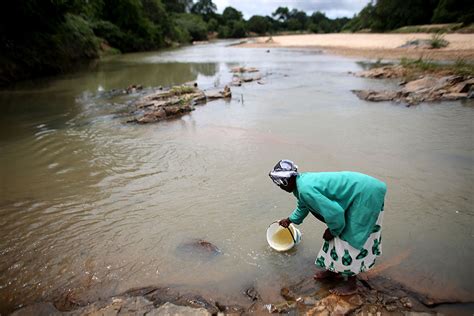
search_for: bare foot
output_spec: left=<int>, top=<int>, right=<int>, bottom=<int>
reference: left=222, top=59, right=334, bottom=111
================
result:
left=313, top=270, right=341, bottom=280
left=329, top=276, right=357, bottom=295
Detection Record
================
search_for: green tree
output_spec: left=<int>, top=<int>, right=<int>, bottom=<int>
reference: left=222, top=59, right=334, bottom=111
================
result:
left=174, top=13, right=208, bottom=41
left=308, top=11, right=330, bottom=33
left=342, top=2, right=377, bottom=32
left=162, top=0, right=192, bottom=13
left=247, top=15, right=271, bottom=34
left=287, top=18, right=302, bottom=31
left=289, top=9, right=307, bottom=29
left=228, top=21, right=246, bottom=38
left=374, top=0, right=438, bottom=31
left=141, top=0, right=171, bottom=37
left=191, top=0, right=217, bottom=21
left=207, top=18, right=219, bottom=32
left=222, top=6, right=243, bottom=22
left=432, top=0, right=474, bottom=24
left=272, top=6, right=290, bottom=22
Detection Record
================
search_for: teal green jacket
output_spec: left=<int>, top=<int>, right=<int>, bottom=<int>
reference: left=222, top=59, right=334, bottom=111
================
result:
left=289, top=172, right=386, bottom=250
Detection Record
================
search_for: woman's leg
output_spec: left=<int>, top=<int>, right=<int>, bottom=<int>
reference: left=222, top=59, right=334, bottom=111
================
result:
left=329, top=276, right=357, bottom=295
left=313, top=270, right=341, bottom=280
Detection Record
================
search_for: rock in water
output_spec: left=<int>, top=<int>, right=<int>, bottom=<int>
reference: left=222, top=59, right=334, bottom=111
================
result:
left=176, top=239, right=222, bottom=259
left=153, top=302, right=210, bottom=316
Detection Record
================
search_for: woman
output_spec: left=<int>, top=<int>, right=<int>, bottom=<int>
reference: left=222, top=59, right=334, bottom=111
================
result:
left=269, top=160, right=386, bottom=295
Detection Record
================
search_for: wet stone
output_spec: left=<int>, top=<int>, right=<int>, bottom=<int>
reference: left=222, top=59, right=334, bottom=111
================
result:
left=176, top=239, right=222, bottom=260
left=11, top=302, right=61, bottom=316
left=244, top=286, right=261, bottom=302
left=149, top=302, right=210, bottom=316
left=143, top=287, right=181, bottom=306
left=175, top=294, right=219, bottom=315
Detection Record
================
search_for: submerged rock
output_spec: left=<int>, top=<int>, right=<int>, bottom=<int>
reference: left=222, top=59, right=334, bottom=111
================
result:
left=176, top=239, right=222, bottom=259
left=244, top=286, right=261, bottom=302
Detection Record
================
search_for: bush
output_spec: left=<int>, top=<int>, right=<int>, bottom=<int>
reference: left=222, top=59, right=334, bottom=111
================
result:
left=170, top=24, right=191, bottom=43
left=429, top=32, right=449, bottom=48
left=174, top=13, right=208, bottom=41
left=217, top=25, right=230, bottom=38
left=56, top=14, right=100, bottom=59
left=92, top=20, right=126, bottom=50
left=228, top=21, right=246, bottom=38
left=247, top=15, right=270, bottom=35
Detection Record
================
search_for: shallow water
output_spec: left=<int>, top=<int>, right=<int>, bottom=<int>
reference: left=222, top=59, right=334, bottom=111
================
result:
left=1, top=41, right=473, bottom=312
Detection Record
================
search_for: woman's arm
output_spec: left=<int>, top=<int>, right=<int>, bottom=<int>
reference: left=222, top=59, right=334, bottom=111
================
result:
left=288, top=199, right=310, bottom=224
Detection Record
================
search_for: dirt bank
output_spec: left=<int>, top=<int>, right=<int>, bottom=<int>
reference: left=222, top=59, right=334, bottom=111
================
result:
left=238, top=33, right=474, bottom=60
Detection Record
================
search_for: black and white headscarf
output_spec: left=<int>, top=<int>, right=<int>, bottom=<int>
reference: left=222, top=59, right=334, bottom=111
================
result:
left=269, top=159, right=298, bottom=187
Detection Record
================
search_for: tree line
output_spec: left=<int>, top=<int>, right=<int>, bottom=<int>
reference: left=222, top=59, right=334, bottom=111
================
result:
left=0, top=0, right=472, bottom=84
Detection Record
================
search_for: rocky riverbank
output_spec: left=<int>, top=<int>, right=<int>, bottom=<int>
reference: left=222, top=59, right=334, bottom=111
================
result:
left=351, top=64, right=474, bottom=106
left=12, top=273, right=472, bottom=315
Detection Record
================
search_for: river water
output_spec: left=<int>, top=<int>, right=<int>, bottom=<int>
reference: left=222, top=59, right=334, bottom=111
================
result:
left=0, top=41, right=473, bottom=313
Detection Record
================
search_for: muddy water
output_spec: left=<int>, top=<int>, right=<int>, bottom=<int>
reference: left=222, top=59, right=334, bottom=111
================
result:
left=1, top=41, right=473, bottom=312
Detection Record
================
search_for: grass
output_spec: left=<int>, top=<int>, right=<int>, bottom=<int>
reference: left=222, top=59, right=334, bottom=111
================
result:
left=170, top=85, right=195, bottom=95
left=393, top=23, right=463, bottom=33
left=400, top=57, right=474, bottom=77
left=429, top=32, right=449, bottom=49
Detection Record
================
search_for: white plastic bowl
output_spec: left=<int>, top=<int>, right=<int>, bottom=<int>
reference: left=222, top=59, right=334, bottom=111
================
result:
left=266, top=222, right=302, bottom=252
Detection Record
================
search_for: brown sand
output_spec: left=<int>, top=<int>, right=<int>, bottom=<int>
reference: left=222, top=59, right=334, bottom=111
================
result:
left=238, top=33, right=474, bottom=60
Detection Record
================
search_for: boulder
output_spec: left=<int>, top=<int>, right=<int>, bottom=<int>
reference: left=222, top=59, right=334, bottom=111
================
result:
left=402, top=76, right=439, bottom=94
left=205, top=86, right=231, bottom=99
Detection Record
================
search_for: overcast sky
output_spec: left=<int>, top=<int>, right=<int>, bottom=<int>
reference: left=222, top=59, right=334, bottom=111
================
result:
left=213, top=0, right=371, bottom=19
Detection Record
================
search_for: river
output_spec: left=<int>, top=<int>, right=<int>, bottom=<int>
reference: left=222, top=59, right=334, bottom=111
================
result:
left=0, top=41, right=473, bottom=313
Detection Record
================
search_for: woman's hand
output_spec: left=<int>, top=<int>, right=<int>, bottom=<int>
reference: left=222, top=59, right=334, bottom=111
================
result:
left=279, top=218, right=291, bottom=228
left=323, top=228, right=334, bottom=241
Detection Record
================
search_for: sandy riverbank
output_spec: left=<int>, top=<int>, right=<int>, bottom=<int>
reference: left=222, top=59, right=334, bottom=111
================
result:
left=238, top=33, right=474, bottom=60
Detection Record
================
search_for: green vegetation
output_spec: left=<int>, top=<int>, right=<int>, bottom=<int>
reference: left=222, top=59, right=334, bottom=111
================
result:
left=345, top=0, right=473, bottom=32
left=429, top=32, right=449, bottom=48
left=1, top=0, right=472, bottom=85
left=393, top=23, right=463, bottom=33
left=400, top=57, right=474, bottom=76
left=170, top=85, right=196, bottom=95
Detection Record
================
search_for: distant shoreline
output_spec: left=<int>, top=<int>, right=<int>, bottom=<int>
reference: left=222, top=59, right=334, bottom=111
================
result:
left=236, top=33, right=474, bottom=61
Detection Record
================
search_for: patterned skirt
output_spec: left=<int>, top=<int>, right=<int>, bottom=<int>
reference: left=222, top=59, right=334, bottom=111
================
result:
left=315, top=211, right=383, bottom=277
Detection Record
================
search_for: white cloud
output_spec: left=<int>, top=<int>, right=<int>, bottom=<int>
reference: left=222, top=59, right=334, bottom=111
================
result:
left=213, top=0, right=371, bottom=19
